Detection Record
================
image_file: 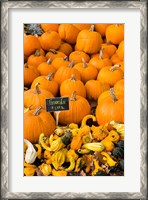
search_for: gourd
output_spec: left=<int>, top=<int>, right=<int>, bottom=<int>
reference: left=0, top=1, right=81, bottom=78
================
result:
left=73, top=24, right=91, bottom=31
left=58, top=42, right=73, bottom=57
left=51, top=56, right=70, bottom=70
left=24, top=106, right=56, bottom=143
left=101, top=41, right=117, bottom=58
left=24, top=63, right=39, bottom=86
left=94, top=24, right=110, bottom=37
left=40, top=24, right=59, bottom=32
left=116, top=40, right=124, bottom=61
left=45, top=49, right=66, bottom=61
left=69, top=51, right=90, bottom=64
left=114, top=79, right=124, bottom=95
left=37, top=58, right=56, bottom=76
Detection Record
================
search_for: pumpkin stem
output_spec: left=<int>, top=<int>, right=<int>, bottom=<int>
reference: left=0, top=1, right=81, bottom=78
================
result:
left=24, top=63, right=28, bottom=68
left=63, top=56, right=68, bottom=61
left=89, top=24, right=95, bottom=32
left=35, top=82, right=41, bottom=94
left=34, top=49, right=40, bottom=56
left=99, top=49, right=103, bottom=60
left=110, top=88, right=118, bottom=102
left=47, top=58, right=52, bottom=64
left=46, top=72, right=54, bottom=80
left=34, top=34, right=39, bottom=38
left=49, top=49, right=58, bottom=54
left=115, top=24, right=119, bottom=27
left=110, top=64, right=121, bottom=72
left=82, top=57, right=87, bottom=68
left=70, top=91, right=77, bottom=101
left=106, top=40, right=111, bottom=45
left=33, top=106, right=42, bottom=116
left=71, top=74, right=76, bottom=81
left=69, top=60, right=74, bottom=68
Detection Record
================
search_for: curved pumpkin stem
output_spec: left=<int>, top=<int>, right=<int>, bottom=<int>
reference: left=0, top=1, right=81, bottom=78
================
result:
left=99, top=49, right=103, bottom=60
left=70, top=74, right=76, bottom=81
left=24, top=63, right=28, bottom=68
left=34, top=49, right=40, bottom=56
left=70, top=91, right=77, bottom=101
left=69, top=60, right=74, bottom=68
left=46, top=72, right=54, bottom=81
left=49, top=49, right=58, bottom=54
left=35, top=82, right=41, bottom=94
left=47, top=58, right=52, bottom=64
left=33, top=106, right=42, bottom=116
left=110, top=88, right=118, bottom=102
left=82, top=57, right=87, bottom=68
left=110, top=64, right=121, bottom=72
left=63, top=56, right=68, bottom=61
left=89, top=24, right=95, bottom=32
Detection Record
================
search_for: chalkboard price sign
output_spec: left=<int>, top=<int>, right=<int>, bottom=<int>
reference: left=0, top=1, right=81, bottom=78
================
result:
left=45, top=97, right=69, bottom=112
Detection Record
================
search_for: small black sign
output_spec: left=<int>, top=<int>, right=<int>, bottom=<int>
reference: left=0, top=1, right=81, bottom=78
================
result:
left=45, top=97, right=69, bottom=112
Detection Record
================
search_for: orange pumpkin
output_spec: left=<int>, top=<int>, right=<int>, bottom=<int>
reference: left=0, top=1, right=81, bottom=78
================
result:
left=55, top=91, right=91, bottom=125
left=74, top=58, right=98, bottom=84
left=94, top=24, right=111, bottom=37
left=60, top=74, right=86, bottom=98
left=24, top=34, right=41, bottom=57
left=24, top=63, right=39, bottom=87
left=31, top=72, right=59, bottom=96
left=54, top=61, right=81, bottom=85
left=69, top=51, right=90, bottom=64
left=24, top=106, right=55, bottom=143
left=37, top=58, right=56, bottom=76
left=73, top=24, right=91, bottom=31
left=89, top=49, right=112, bottom=71
left=27, top=50, right=46, bottom=68
left=39, top=31, right=61, bottom=51
left=51, top=56, right=70, bottom=70
left=57, top=42, right=73, bottom=56
left=96, top=88, right=124, bottom=125
left=85, top=80, right=110, bottom=101
left=116, top=40, right=124, bottom=61
left=58, top=24, right=80, bottom=44
left=106, top=24, right=124, bottom=45
left=40, top=24, right=59, bottom=32
left=97, top=64, right=124, bottom=87
left=45, top=49, right=66, bottom=61
left=101, top=41, right=117, bottom=58
left=114, top=79, right=124, bottom=95
left=76, top=25, right=103, bottom=54
left=24, top=82, right=54, bottom=110
left=111, top=52, right=122, bottom=64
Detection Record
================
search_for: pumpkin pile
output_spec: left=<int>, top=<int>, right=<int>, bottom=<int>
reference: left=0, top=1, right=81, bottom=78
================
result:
left=24, top=23, right=124, bottom=176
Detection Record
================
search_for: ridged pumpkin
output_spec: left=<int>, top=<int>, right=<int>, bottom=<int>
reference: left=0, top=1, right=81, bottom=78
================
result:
left=106, top=24, right=124, bottom=45
left=114, top=79, right=124, bottom=95
left=51, top=56, right=70, bottom=70
left=24, top=34, right=41, bottom=57
left=40, top=24, right=59, bottom=32
left=24, top=106, right=55, bottom=143
left=69, top=51, right=90, bottom=64
left=76, top=25, right=103, bottom=54
left=60, top=74, right=86, bottom=98
left=111, top=52, right=122, bottom=64
left=101, top=41, right=117, bottom=58
left=54, top=61, right=81, bottom=85
left=85, top=80, right=110, bottom=101
left=97, top=64, right=124, bottom=87
left=89, top=49, right=112, bottom=71
left=94, top=24, right=111, bottom=37
left=57, top=43, right=73, bottom=56
left=24, top=63, right=39, bottom=87
left=58, top=24, right=80, bottom=44
left=45, top=49, right=66, bottom=61
left=73, top=24, right=91, bottom=31
left=27, top=50, right=46, bottom=69
left=96, top=88, right=124, bottom=125
left=74, top=58, right=98, bottom=84
left=40, top=31, right=61, bottom=51
left=116, top=40, right=124, bottom=61
left=24, top=82, right=54, bottom=110
left=55, top=91, right=91, bottom=125
left=31, top=72, right=59, bottom=96
left=37, top=58, right=56, bottom=76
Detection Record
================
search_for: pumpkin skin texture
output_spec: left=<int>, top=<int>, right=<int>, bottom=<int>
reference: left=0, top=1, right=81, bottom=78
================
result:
left=73, top=24, right=91, bottom=31
left=24, top=34, right=41, bottom=58
left=31, top=73, right=59, bottom=97
left=97, top=64, right=124, bottom=87
left=60, top=74, right=86, bottom=98
left=54, top=61, right=81, bottom=85
left=106, top=24, right=124, bottom=45
left=57, top=43, right=73, bottom=56
left=45, top=49, right=66, bottom=61
left=24, top=63, right=39, bottom=87
left=24, top=83, right=54, bottom=110
left=74, top=58, right=98, bottom=84
left=40, top=24, right=59, bottom=32
left=58, top=24, right=80, bottom=44
left=27, top=50, right=46, bottom=69
left=101, top=42, right=117, bottom=58
left=69, top=51, right=90, bottom=64
left=51, top=56, right=70, bottom=70
left=94, top=24, right=110, bottom=37
left=85, top=80, right=110, bottom=101
left=96, top=88, right=124, bottom=125
left=76, top=25, right=103, bottom=54
left=55, top=91, right=91, bottom=125
left=111, top=52, right=122, bottom=64
left=116, top=40, right=124, bottom=61
left=114, top=79, right=124, bottom=95
left=40, top=31, right=61, bottom=51
left=37, top=58, right=56, bottom=76
left=24, top=106, right=56, bottom=143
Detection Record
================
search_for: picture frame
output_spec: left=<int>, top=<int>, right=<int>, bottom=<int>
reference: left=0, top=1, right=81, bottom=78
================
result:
left=1, top=0, right=147, bottom=199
